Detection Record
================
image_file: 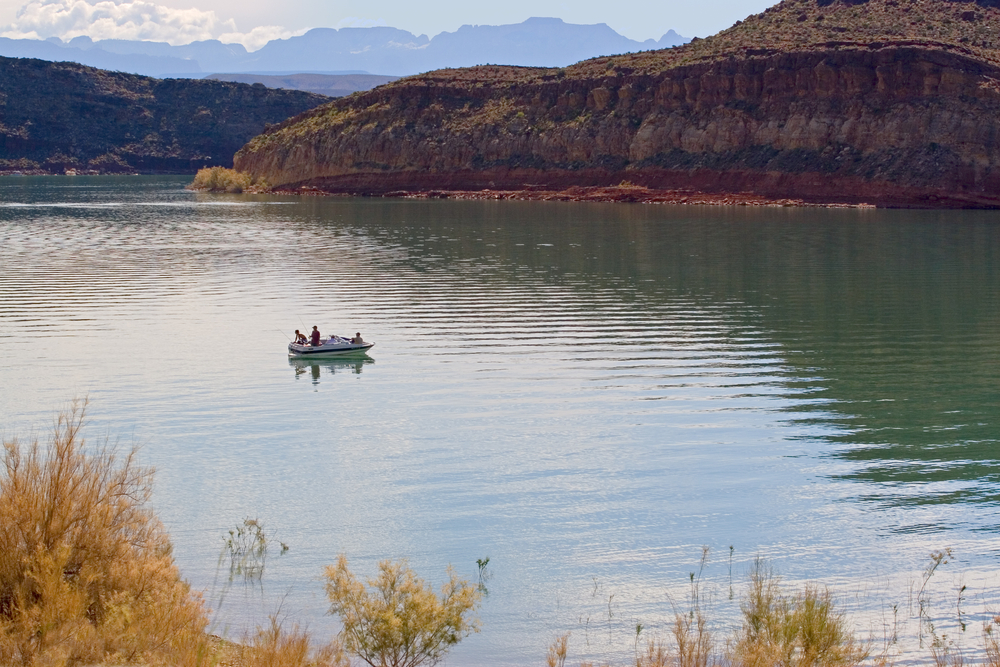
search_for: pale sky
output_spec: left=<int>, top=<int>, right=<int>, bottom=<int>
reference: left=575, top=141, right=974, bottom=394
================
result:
left=0, top=0, right=774, bottom=50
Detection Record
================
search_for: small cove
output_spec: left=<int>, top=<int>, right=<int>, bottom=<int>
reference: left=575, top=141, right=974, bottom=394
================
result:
left=1, top=176, right=999, bottom=665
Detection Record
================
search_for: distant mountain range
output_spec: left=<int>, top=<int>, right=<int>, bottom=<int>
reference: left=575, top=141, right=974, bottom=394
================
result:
left=203, top=73, right=399, bottom=97
left=0, top=18, right=688, bottom=79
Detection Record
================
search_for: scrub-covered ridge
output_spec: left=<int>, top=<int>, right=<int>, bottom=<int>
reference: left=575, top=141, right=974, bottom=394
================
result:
left=0, top=57, right=328, bottom=174
left=235, top=0, right=1000, bottom=207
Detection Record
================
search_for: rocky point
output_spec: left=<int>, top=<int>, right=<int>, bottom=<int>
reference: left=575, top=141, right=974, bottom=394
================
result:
left=235, top=0, right=1000, bottom=207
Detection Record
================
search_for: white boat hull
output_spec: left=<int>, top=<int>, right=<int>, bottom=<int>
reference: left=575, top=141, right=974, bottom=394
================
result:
left=288, top=337, right=374, bottom=357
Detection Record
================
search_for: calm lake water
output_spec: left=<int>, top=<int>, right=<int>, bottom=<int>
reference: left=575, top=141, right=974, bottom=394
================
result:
left=2, top=176, right=1000, bottom=665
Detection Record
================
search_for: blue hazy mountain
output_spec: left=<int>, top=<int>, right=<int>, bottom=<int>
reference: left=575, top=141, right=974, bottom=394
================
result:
left=238, top=26, right=431, bottom=76
left=68, top=35, right=250, bottom=73
left=0, top=18, right=689, bottom=78
left=0, top=36, right=200, bottom=75
left=410, top=17, right=685, bottom=70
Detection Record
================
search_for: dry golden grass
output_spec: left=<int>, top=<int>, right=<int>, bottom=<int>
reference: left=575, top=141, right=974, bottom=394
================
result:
left=0, top=400, right=212, bottom=667
left=983, top=616, right=1000, bottom=667
left=673, top=608, right=716, bottom=667
left=235, top=616, right=349, bottom=667
left=547, top=557, right=880, bottom=667
left=548, top=617, right=714, bottom=667
left=635, top=637, right=670, bottom=667
left=548, top=633, right=570, bottom=667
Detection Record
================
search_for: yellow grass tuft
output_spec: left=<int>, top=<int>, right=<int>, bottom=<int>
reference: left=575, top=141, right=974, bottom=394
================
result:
left=983, top=616, right=1000, bottom=667
left=674, top=607, right=716, bottom=667
left=636, top=637, right=670, bottom=667
left=189, top=167, right=265, bottom=193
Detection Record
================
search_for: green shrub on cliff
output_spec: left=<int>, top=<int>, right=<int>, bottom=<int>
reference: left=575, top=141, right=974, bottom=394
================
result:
left=88, top=152, right=133, bottom=174
left=0, top=158, right=40, bottom=171
left=189, top=166, right=266, bottom=193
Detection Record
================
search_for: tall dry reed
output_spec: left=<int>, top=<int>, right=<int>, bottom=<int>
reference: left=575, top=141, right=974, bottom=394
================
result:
left=548, top=633, right=570, bottom=667
left=673, top=606, right=715, bottom=667
left=983, top=616, right=1000, bottom=667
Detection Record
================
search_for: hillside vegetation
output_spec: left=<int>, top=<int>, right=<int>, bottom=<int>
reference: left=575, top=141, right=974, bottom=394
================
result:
left=203, top=73, right=399, bottom=98
left=0, top=57, right=328, bottom=174
left=235, top=0, right=1000, bottom=207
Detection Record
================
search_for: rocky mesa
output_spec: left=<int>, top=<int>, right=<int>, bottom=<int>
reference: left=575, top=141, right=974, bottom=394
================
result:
left=235, top=0, right=1000, bottom=207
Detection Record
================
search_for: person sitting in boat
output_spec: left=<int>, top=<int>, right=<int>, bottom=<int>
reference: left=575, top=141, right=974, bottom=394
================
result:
left=294, top=329, right=308, bottom=345
left=351, top=332, right=364, bottom=344
left=310, top=326, right=321, bottom=346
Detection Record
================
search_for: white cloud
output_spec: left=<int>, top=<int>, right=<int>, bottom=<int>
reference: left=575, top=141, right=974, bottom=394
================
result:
left=1, top=0, right=296, bottom=49
left=218, top=24, right=303, bottom=50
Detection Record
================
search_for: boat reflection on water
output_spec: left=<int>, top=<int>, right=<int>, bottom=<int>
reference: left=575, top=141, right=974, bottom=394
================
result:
left=288, top=356, right=374, bottom=384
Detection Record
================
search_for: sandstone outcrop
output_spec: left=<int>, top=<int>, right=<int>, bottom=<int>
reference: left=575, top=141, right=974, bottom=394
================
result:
left=235, top=0, right=1000, bottom=207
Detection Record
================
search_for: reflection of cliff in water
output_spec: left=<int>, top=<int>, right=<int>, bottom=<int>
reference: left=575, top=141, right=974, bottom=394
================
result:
left=620, top=208, right=1000, bottom=513
left=291, top=200, right=1000, bottom=512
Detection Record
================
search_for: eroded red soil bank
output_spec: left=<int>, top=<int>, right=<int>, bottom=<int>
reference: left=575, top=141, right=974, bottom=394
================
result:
left=269, top=168, right=1000, bottom=208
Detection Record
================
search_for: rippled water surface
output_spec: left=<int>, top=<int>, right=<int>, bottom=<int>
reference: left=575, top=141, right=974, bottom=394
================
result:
left=2, top=176, right=1000, bottom=664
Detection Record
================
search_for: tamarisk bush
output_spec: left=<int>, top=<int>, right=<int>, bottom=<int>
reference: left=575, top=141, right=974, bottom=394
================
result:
left=0, top=401, right=210, bottom=666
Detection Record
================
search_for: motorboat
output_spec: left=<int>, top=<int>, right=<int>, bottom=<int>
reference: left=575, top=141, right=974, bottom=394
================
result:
left=288, top=335, right=374, bottom=357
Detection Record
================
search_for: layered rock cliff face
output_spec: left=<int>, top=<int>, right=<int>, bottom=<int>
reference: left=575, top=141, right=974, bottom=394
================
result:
left=235, top=0, right=1000, bottom=206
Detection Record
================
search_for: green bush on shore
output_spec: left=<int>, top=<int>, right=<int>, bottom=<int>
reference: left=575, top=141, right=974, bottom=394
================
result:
left=189, top=166, right=267, bottom=193
left=324, top=555, right=481, bottom=667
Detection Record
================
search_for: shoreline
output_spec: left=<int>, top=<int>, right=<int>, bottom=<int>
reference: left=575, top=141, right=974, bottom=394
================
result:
left=253, top=167, right=1000, bottom=208
left=267, top=184, right=877, bottom=208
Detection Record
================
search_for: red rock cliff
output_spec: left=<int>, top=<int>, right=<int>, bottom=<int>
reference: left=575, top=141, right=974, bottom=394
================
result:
left=235, top=0, right=1000, bottom=207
